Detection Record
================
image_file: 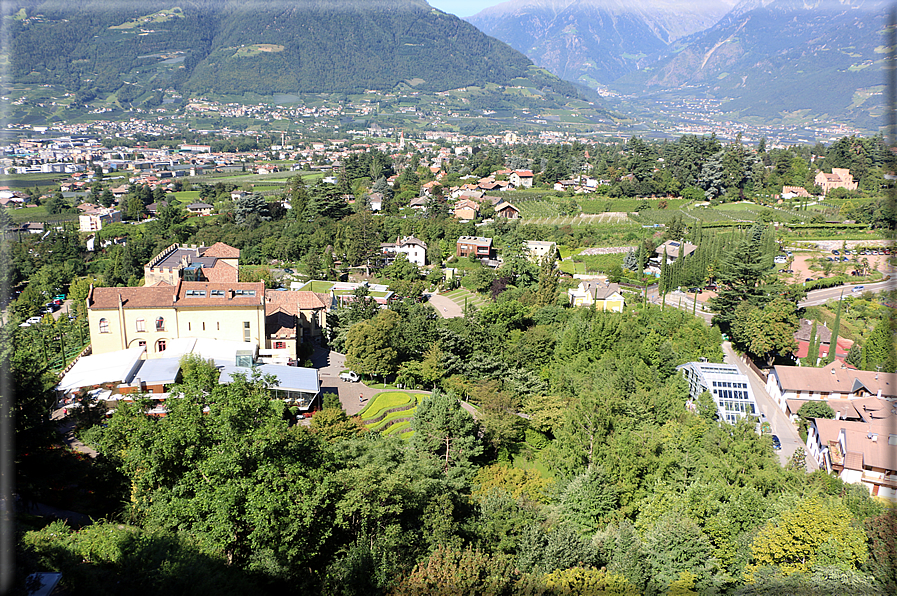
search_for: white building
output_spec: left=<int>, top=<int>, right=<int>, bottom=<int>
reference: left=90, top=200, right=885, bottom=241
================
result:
left=765, top=361, right=896, bottom=416
left=805, top=397, right=897, bottom=500
left=384, top=236, right=427, bottom=267
left=677, top=362, right=760, bottom=424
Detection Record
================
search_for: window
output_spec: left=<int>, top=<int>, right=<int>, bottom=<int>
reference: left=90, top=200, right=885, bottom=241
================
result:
left=243, top=321, right=251, bottom=342
left=188, top=322, right=191, bottom=331
left=155, top=317, right=165, bottom=332
left=234, top=290, right=256, bottom=297
left=211, top=289, right=225, bottom=297
left=217, top=322, right=220, bottom=331
left=136, top=318, right=145, bottom=332
left=185, top=290, right=207, bottom=297
left=138, top=340, right=146, bottom=348
left=273, top=341, right=286, bottom=349
left=99, top=318, right=109, bottom=333
left=156, top=339, right=166, bottom=352
left=202, top=322, right=206, bottom=331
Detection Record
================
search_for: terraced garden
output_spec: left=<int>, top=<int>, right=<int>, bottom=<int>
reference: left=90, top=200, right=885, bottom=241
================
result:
left=357, top=391, right=422, bottom=439
left=441, top=287, right=490, bottom=309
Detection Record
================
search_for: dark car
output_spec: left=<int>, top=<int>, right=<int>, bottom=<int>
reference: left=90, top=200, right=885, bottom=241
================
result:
left=771, top=435, right=782, bottom=450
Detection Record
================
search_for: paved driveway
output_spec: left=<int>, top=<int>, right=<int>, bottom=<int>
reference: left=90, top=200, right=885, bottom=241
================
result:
left=311, top=346, right=387, bottom=416
left=722, top=342, right=818, bottom=471
left=428, top=293, right=464, bottom=318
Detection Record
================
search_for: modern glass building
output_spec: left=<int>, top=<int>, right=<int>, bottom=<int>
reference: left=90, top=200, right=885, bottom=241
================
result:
left=677, top=361, right=759, bottom=423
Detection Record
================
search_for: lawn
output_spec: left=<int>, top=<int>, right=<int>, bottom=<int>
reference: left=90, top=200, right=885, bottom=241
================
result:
left=358, top=391, right=417, bottom=420
left=442, top=287, right=489, bottom=309
left=9, top=206, right=79, bottom=224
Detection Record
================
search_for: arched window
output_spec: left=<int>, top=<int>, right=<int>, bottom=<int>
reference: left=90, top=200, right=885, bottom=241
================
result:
left=99, top=318, right=109, bottom=333
left=155, top=317, right=165, bottom=331
left=156, top=339, right=166, bottom=352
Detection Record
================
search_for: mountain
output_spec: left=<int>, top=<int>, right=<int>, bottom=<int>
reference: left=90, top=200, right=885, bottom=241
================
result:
left=5, top=0, right=578, bottom=97
left=466, top=0, right=737, bottom=87
left=611, top=0, right=890, bottom=128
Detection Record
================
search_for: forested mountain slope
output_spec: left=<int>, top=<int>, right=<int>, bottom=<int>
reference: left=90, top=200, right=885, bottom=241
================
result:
left=6, top=0, right=578, bottom=97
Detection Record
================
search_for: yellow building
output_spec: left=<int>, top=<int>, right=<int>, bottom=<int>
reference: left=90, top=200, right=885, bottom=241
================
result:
left=567, top=280, right=625, bottom=311
left=88, top=281, right=266, bottom=358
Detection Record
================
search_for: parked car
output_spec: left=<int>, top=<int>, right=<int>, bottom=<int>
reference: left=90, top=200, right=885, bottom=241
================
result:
left=771, top=435, right=782, bottom=450
left=26, top=316, right=42, bottom=325
left=832, top=250, right=840, bottom=255
left=339, top=371, right=360, bottom=383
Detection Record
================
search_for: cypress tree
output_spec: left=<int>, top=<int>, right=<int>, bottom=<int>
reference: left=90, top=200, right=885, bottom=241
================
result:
left=803, top=321, right=818, bottom=367
left=826, top=295, right=843, bottom=364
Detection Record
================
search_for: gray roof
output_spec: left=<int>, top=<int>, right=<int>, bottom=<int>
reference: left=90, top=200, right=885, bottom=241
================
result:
left=134, top=357, right=181, bottom=385
left=218, top=364, right=320, bottom=394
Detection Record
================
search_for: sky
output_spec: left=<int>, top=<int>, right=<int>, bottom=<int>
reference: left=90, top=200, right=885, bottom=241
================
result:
left=428, top=0, right=506, bottom=18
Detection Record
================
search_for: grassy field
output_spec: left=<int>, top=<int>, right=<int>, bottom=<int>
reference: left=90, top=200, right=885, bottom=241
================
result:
left=9, top=206, right=79, bottom=224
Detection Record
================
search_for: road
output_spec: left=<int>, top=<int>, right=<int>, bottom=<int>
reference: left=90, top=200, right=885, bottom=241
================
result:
left=653, top=276, right=895, bottom=324
left=722, top=341, right=818, bottom=471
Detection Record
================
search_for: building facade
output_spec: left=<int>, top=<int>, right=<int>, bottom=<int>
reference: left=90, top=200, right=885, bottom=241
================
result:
left=678, top=361, right=760, bottom=424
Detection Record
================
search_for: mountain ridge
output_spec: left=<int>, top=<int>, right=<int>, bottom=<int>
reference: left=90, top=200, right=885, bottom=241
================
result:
left=6, top=0, right=579, bottom=98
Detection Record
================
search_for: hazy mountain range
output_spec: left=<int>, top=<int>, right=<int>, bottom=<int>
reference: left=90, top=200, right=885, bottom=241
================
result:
left=467, top=0, right=738, bottom=85
left=469, top=0, right=890, bottom=128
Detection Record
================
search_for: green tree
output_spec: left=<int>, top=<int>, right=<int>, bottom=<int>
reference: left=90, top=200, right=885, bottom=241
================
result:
left=234, top=192, right=271, bottom=226
left=747, top=497, right=868, bottom=577
left=825, top=295, right=843, bottom=365
left=863, top=317, right=896, bottom=373
left=411, top=390, right=482, bottom=475
left=345, top=310, right=400, bottom=382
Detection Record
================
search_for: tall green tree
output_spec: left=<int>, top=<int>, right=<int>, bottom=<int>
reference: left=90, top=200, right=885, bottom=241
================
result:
left=411, top=390, right=482, bottom=476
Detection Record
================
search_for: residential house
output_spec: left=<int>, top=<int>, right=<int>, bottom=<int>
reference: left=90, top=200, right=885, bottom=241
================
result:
left=525, top=241, right=558, bottom=263
left=814, top=168, right=858, bottom=195
left=382, top=236, right=428, bottom=267
left=185, top=202, right=214, bottom=216
left=677, top=362, right=760, bottom=424
left=78, top=208, right=122, bottom=232
left=781, top=186, right=812, bottom=199
left=456, top=236, right=494, bottom=260
left=453, top=198, right=479, bottom=221
left=493, top=200, right=520, bottom=219
left=567, top=280, right=625, bottom=312
left=509, top=170, right=534, bottom=188
left=654, top=240, right=697, bottom=264
left=368, top=192, right=384, bottom=212
left=792, top=319, right=853, bottom=364
left=805, top=397, right=897, bottom=500
left=409, top=196, right=428, bottom=211
left=765, top=360, right=897, bottom=415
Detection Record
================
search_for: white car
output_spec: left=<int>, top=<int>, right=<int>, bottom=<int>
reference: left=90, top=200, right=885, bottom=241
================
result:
left=339, top=371, right=360, bottom=383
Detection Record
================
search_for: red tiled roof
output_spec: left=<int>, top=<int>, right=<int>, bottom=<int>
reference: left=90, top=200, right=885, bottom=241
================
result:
left=202, top=242, right=240, bottom=259
left=202, top=261, right=239, bottom=283
left=89, top=285, right=176, bottom=309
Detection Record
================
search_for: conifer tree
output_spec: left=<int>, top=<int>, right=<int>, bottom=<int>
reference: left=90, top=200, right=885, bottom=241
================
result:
left=826, top=296, right=842, bottom=364
left=802, top=321, right=818, bottom=367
